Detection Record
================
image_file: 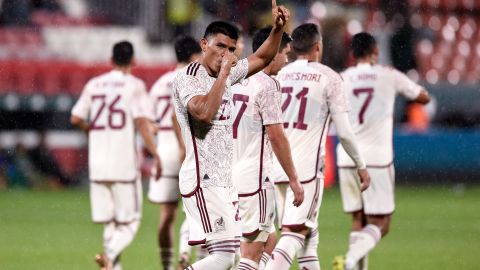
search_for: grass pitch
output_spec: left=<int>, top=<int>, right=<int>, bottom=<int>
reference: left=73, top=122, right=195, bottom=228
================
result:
left=1, top=185, right=479, bottom=270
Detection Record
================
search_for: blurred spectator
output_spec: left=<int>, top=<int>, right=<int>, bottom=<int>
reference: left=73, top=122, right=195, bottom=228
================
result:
left=28, top=132, right=76, bottom=187
left=0, top=0, right=62, bottom=26
left=321, top=16, right=348, bottom=71
left=167, top=0, right=198, bottom=36
left=5, top=143, right=36, bottom=188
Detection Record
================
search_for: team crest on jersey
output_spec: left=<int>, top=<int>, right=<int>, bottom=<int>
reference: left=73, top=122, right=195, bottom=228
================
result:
left=214, top=217, right=226, bottom=232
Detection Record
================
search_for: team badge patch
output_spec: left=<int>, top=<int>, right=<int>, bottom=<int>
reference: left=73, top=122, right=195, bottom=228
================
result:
left=214, top=217, right=226, bottom=232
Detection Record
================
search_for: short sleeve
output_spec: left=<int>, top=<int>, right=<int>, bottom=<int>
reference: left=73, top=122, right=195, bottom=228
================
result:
left=131, top=81, right=155, bottom=120
left=71, top=81, right=92, bottom=120
left=230, top=58, right=249, bottom=85
left=258, top=78, right=283, bottom=125
left=174, top=73, right=207, bottom=107
left=327, top=74, right=350, bottom=114
left=393, top=69, right=422, bottom=100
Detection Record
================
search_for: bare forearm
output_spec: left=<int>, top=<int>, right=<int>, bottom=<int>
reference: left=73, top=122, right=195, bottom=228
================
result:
left=332, top=113, right=366, bottom=169
left=137, top=119, right=158, bottom=157
left=70, top=116, right=89, bottom=133
left=270, top=132, right=298, bottom=181
left=188, top=74, right=228, bottom=122
left=172, top=112, right=185, bottom=150
left=247, top=27, right=283, bottom=76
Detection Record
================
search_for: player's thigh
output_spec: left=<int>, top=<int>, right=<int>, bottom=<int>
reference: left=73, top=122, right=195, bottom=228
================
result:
left=339, top=168, right=363, bottom=213
left=147, top=176, right=180, bottom=204
left=90, top=182, right=114, bottom=223
left=182, top=186, right=241, bottom=244
left=112, top=179, right=142, bottom=223
left=239, top=188, right=275, bottom=242
left=282, top=178, right=324, bottom=230
left=363, top=165, right=395, bottom=215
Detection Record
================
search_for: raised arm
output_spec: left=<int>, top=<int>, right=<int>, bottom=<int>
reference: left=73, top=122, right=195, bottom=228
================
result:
left=187, top=53, right=237, bottom=123
left=246, top=0, right=290, bottom=77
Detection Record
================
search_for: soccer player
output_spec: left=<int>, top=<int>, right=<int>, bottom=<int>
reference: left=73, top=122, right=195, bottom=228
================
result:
left=232, top=26, right=303, bottom=270
left=148, top=35, right=201, bottom=270
left=171, top=1, right=292, bottom=269
left=70, top=41, right=161, bottom=270
left=333, top=32, right=430, bottom=270
left=265, top=23, right=370, bottom=270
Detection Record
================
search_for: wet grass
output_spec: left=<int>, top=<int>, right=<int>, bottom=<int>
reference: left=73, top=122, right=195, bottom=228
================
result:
left=0, top=185, right=479, bottom=269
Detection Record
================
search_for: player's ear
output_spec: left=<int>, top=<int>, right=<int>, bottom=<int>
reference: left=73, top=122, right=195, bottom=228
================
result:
left=200, top=38, right=208, bottom=52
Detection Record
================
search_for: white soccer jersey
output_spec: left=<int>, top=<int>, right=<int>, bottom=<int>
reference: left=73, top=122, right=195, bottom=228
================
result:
left=71, top=70, right=154, bottom=182
left=272, top=60, right=349, bottom=183
left=172, top=59, right=249, bottom=196
left=232, top=71, right=283, bottom=195
left=150, top=69, right=182, bottom=177
left=337, top=63, right=422, bottom=167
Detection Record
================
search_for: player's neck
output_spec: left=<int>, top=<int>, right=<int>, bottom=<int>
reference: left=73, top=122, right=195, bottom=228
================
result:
left=177, top=62, right=188, bottom=69
left=356, top=56, right=375, bottom=65
left=113, top=66, right=131, bottom=74
left=199, top=57, right=218, bottom=77
left=296, top=53, right=317, bottom=62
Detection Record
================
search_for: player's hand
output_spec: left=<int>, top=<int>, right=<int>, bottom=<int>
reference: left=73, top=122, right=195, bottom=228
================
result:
left=289, top=179, right=304, bottom=207
left=272, top=0, right=290, bottom=30
left=357, top=168, right=370, bottom=192
left=153, top=154, right=162, bottom=181
left=220, top=51, right=238, bottom=77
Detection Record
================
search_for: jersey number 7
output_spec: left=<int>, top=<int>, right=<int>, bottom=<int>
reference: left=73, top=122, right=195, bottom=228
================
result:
left=232, top=94, right=249, bottom=139
left=353, top=88, right=374, bottom=124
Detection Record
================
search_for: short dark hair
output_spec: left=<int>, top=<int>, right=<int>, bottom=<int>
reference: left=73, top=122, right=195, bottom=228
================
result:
left=204, top=21, right=239, bottom=40
left=112, top=41, right=134, bottom=66
left=251, top=26, right=292, bottom=53
left=351, top=32, right=377, bottom=59
left=174, top=35, right=201, bottom=63
left=291, top=23, right=321, bottom=54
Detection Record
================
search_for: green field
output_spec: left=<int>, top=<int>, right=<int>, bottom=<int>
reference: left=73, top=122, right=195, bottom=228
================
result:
left=1, top=185, right=479, bottom=270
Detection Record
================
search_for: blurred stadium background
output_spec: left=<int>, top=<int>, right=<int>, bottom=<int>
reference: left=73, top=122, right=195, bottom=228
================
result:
left=0, top=0, right=479, bottom=269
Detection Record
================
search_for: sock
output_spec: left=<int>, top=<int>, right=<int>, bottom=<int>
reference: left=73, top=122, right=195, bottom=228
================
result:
left=179, top=220, right=192, bottom=257
left=160, top=247, right=174, bottom=270
left=258, top=252, right=270, bottom=270
left=113, top=256, right=122, bottom=270
left=298, top=228, right=320, bottom=270
left=103, top=222, right=116, bottom=249
left=238, top=258, right=259, bottom=270
left=105, top=220, right=140, bottom=262
left=264, top=232, right=305, bottom=270
left=188, top=239, right=239, bottom=270
left=358, top=254, right=368, bottom=270
left=345, top=225, right=381, bottom=270
left=196, top=244, right=209, bottom=261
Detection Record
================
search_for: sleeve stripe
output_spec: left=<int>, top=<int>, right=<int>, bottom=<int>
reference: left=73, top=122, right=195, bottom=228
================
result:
left=192, top=63, right=201, bottom=76
left=187, top=63, right=200, bottom=76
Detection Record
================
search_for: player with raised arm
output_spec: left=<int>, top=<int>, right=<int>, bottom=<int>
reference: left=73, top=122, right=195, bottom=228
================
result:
left=232, top=26, right=303, bottom=270
left=265, top=24, right=370, bottom=270
left=177, top=32, right=246, bottom=269
left=332, top=32, right=430, bottom=270
left=148, top=36, right=201, bottom=270
left=70, top=41, right=161, bottom=270
left=171, top=1, right=291, bottom=269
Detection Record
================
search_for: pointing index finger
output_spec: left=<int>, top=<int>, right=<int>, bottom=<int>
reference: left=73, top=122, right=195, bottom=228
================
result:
left=272, top=0, right=277, bottom=8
